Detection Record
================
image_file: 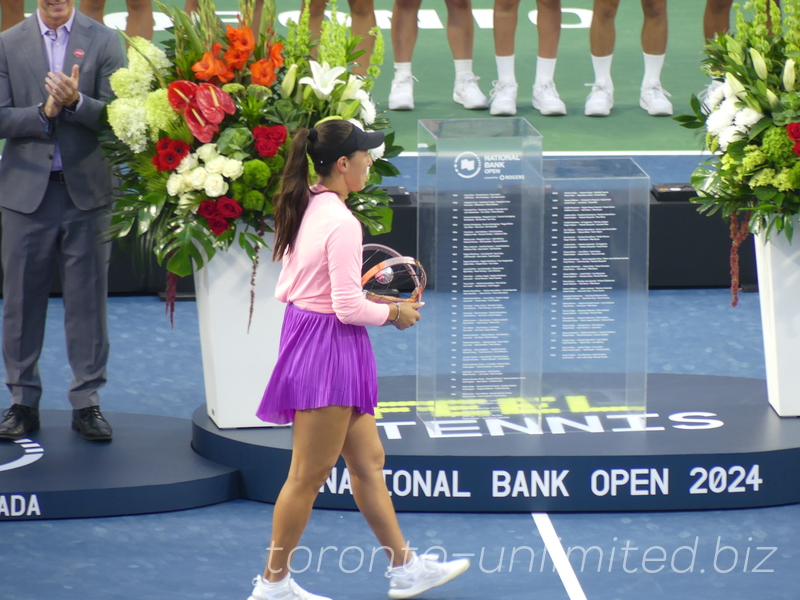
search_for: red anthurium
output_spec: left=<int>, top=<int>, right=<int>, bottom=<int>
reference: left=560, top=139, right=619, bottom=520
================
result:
left=167, top=81, right=198, bottom=112
left=185, top=100, right=219, bottom=143
left=196, top=84, right=236, bottom=125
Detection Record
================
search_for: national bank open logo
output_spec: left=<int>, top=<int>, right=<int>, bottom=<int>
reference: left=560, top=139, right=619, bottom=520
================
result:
left=0, top=438, right=44, bottom=473
left=454, top=151, right=481, bottom=179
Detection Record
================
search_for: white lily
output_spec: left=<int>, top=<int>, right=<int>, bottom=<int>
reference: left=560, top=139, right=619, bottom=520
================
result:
left=340, top=75, right=365, bottom=101
left=783, top=59, right=796, bottom=92
left=750, top=48, right=768, bottom=80
left=765, top=88, right=781, bottom=111
left=298, top=61, right=347, bottom=100
left=281, top=64, right=298, bottom=99
left=725, top=73, right=746, bottom=98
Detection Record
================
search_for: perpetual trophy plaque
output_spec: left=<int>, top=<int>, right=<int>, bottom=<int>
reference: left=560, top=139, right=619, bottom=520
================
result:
left=541, top=158, right=650, bottom=417
left=416, top=118, right=545, bottom=430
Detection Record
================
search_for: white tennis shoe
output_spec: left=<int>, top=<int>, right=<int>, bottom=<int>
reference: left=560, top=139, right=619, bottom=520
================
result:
left=387, top=553, right=471, bottom=599
left=248, top=575, right=330, bottom=600
left=640, top=83, right=674, bottom=116
left=453, top=75, right=488, bottom=109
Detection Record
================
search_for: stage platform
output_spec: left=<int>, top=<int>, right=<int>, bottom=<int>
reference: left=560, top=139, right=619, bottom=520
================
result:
left=193, top=373, right=800, bottom=513
left=0, top=411, right=238, bottom=520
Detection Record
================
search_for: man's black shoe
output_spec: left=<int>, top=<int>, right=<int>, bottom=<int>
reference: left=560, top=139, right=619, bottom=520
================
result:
left=0, top=405, right=40, bottom=441
left=72, top=406, right=113, bottom=441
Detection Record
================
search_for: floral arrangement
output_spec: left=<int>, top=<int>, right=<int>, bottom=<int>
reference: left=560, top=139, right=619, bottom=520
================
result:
left=675, top=0, right=800, bottom=305
left=103, top=0, right=401, bottom=319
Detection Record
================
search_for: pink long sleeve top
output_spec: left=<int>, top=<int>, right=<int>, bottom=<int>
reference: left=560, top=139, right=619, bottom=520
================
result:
left=274, top=187, right=391, bottom=327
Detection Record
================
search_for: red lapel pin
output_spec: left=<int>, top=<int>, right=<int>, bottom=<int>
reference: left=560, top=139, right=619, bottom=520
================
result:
left=74, top=49, right=84, bottom=58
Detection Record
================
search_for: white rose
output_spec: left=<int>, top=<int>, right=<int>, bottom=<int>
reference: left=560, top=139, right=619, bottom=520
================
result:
left=188, top=166, right=208, bottom=190
left=166, top=172, right=184, bottom=196
left=222, top=158, right=244, bottom=180
left=176, top=153, right=199, bottom=174
left=205, top=155, right=228, bottom=175
left=204, top=173, right=228, bottom=198
left=197, top=143, right=219, bottom=163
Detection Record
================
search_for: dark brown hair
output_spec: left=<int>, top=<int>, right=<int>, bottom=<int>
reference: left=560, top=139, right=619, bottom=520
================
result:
left=272, top=120, right=355, bottom=261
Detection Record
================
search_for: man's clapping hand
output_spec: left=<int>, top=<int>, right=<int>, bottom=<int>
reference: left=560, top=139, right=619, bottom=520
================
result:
left=43, top=64, right=80, bottom=117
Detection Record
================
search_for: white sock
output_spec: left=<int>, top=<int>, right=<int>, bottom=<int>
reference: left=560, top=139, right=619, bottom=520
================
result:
left=258, top=574, right=290, bottom=589
left=495, top=55, right=516, bottom=84
left=642, top=52, right=666, bottom=88
left=454, top=59, right=474, bottom=80
left=591, top=54, right=613, bottom=88
left=535, top=56, right=557, bottom=86
left=394, top=62, right=412, bottom=77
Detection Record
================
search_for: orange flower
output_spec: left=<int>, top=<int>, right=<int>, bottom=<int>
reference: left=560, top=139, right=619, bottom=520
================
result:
left=224, top=45, right=251, bottom=71
left=226, top=24, right=255, bottom=54
left=192, top=43, right=229, bottom=81
left=269, top=42, right=284, bottom=70
left=250, top=58, right=277, bottom=87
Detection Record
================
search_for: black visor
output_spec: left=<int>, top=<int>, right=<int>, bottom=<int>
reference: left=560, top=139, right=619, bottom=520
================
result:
left=309, top=123, right=385, bottom=165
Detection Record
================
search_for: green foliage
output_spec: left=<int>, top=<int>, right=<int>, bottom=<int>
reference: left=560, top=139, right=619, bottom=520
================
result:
left=674, top=0, right=800, bottom=244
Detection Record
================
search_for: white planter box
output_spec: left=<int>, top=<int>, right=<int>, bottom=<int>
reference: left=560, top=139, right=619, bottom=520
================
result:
left=755, top=227, right=800, bottom=417
left=194, top=236, right=286, bottom=428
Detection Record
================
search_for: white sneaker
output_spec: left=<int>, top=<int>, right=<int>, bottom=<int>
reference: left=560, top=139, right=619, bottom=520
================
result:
left=584, top=83, right=614, bottom=116
left=248, top=575, right=331, bottom=600
left=388, top=73, right=415, bottom=111
left=532, top=81, right=567, bottom=116
left=489, top=80, right=518, bottom=116
left=387, top=553, right=470, bottom=599
left=453, top=76, right=488, bottom=110
left=640, top=83, right=673, bottom=116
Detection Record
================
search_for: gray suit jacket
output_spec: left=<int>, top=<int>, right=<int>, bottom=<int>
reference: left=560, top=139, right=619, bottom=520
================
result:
left=0, top=11, right=125, bottom=213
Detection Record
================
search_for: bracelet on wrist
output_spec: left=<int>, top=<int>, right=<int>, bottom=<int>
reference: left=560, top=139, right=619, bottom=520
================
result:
left=390, top=302, right=401, bottom=324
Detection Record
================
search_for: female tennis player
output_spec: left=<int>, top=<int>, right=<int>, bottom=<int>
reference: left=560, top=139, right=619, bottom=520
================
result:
left=248, top=120, right=470, bottom=600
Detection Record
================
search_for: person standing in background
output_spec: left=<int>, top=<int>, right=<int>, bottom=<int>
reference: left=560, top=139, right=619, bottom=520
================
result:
left=305, top=0, right=376, bottom=76
left=79, top=0, right=154, bottom=40
left=490, top=0, right=567, bottom=116
left=0, top=0, right=125, bottom=441
left=0, top=0, right=24, bottom=31
left=388, top=0, right=488, bottom=111
left=585, top=0, right=672, bottom=117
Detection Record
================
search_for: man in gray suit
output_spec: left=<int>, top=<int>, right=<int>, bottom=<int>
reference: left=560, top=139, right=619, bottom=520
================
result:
left=0, top=0, right=124, bottom=441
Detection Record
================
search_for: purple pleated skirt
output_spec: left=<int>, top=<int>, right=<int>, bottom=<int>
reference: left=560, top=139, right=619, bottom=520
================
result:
left=256, top=303, right=378, bottom=425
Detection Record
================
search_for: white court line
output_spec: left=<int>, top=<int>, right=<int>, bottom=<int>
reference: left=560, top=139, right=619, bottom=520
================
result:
left=532, top=512, right=588, bottom=600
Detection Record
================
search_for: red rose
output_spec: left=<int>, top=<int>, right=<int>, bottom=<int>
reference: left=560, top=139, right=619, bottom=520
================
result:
left=216, top=196, right=243, bottom=219
left=794, top=141, right=800, bottom=157
left=254, top=124, right=287, bottom=147
left=255, top=137, right=279, bottom=158
left=197, top=200, right=219, bottom=218
left=787, top=122, right=800, bottom=142
left=207, top=216, right=231, bottom=236
left=158, top=149, right=181, bottom=171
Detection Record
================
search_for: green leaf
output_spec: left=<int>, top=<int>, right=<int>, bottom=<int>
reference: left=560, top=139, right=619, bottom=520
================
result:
left=747, top=116, right=773, bottom=140
left=371, top=158, right=400, bottom=178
